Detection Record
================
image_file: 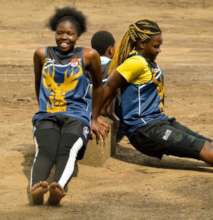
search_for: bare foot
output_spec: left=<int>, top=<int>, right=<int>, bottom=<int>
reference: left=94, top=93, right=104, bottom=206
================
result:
left=31, top=181, right=49, bottom=205
left=48, top=182, right=65, bottom=206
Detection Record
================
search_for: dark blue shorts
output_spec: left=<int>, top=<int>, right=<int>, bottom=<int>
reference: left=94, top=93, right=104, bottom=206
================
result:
left=129, top=118, right=211, bottom=159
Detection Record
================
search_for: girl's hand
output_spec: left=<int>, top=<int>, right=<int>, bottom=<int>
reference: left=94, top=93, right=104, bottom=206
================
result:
left=91, top=117, right=110, bottom=144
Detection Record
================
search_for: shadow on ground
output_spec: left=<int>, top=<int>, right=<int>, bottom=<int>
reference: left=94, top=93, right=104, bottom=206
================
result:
left=114, top=143, right=213, bottom=173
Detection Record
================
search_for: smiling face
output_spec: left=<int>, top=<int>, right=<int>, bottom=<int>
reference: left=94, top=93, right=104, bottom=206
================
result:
left=55, top=20, right=79, bottom=53
left=138, top=33, right=163, bottom=62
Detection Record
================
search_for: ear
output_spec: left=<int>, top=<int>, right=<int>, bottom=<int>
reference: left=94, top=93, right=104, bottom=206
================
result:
left=137, top=41, right=145, bottom=50
left=106, top=46, right=115, bottom=59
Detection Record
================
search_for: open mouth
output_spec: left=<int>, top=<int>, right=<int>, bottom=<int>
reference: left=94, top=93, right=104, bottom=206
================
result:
left=59, top=42, right=70, bottom=49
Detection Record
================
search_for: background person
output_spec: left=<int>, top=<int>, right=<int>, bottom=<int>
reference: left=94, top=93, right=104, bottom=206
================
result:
left=91, top=30, right=115, bottom=81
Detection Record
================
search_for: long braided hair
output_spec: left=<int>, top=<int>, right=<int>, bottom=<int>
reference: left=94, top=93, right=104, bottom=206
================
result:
left=109, top=19, right=161, bottom=72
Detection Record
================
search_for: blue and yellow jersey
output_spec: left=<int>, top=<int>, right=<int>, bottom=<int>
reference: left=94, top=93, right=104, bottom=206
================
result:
left=33, top=47, right=92, bottom=126
left=116, top=52, right=167, bottom=134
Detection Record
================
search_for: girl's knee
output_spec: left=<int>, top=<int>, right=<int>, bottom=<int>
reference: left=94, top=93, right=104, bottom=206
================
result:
left=200, top=141, right=213, bottom=165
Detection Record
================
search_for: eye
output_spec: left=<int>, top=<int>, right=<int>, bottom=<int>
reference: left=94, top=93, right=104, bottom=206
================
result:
left=68, top=32, right=75, bottom=36
left=154, top=44, right=160, bottom=49
left=56, top=31, right=63, bottom=35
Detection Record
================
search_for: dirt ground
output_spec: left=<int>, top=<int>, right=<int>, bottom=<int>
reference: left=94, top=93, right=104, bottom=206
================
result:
left=1, top=0, right=213, bottom=219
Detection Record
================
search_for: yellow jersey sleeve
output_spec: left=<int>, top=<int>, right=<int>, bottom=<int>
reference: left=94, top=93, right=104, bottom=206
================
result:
left=116, top=55, right=152, bottom=85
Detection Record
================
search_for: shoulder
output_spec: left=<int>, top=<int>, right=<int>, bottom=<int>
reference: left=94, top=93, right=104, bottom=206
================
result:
left=34, top=47, right=46, bottom=60
left=117, top=55, right=147, bottom=74
left=83, top=47, right=99, bottom=59
left=124, top=55, right=147, bottom=67
left=116, top=55, right=149, bottom=83
left=82, top=47, right=100, bottom=67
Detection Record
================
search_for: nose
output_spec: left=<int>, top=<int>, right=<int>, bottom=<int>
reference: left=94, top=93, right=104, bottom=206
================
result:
left=157, top=48, right=161, bottom=54
left=60, top=33, right=68, bottom=39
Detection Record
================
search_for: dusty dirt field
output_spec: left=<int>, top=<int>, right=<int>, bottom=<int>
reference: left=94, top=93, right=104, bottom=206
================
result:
left=1, top=0, right=213, bottom=219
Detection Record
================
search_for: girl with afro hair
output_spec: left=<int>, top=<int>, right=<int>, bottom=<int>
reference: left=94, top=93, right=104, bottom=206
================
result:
left=30, top=6, right=108, bottom=206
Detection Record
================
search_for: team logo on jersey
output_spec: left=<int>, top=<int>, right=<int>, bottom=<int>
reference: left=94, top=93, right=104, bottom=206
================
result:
left=42, top=59, right=83, bottom=112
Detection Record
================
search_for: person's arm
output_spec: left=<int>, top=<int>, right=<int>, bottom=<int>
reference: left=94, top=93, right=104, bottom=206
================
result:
left=83, top=48, right=110, bottom=139
left=33, top=47, right=45, bottom=103
left=83, top=48, right=103, bottom=115
left=93, top=70, right=127, bottom=120
left=93, top=55, right=146, bottom=120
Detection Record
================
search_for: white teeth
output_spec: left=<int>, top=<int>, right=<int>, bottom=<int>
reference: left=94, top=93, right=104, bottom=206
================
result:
left=60, top=42, right=69, bottom=48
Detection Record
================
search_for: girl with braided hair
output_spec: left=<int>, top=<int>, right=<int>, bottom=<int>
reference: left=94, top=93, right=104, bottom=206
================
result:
left=93, top=19, right=213, bottom=166
left=30, top=6, right=108, bottom=206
